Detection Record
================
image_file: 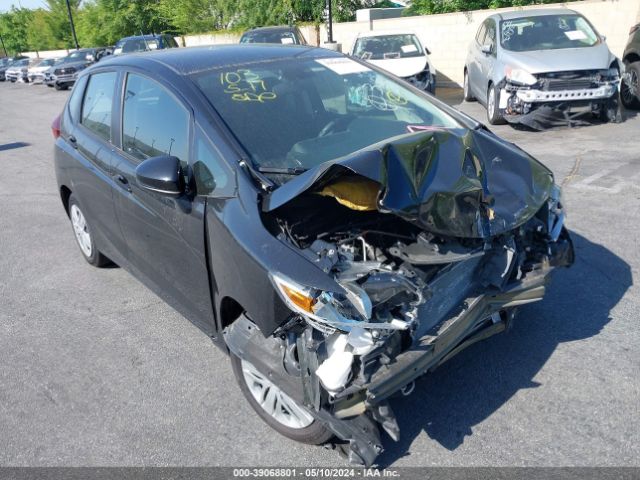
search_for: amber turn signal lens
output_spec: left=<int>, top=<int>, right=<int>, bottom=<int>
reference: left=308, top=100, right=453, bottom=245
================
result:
left=281, top=284, right=316, bottom=313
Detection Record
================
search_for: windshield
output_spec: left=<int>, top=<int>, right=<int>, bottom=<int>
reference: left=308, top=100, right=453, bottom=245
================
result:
left=66, top=51, right=90, bottom=62
left=0, top=58, right=9, bottom=67
left=121, top=38, right=159, bottom=53
left=192, top=56, right=459, bottom=183
left=240, top=30, right=298, bottom=45
left=353, top=34, right=424, bottom=60
left=39, top=58, right=55, bottom=67
left=500, top=14, right=599, bottom=52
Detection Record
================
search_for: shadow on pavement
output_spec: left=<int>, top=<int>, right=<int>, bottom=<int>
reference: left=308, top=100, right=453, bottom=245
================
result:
left=376, top=232, right=632, bottom=466
left=0, top=142, right=30, bottom=152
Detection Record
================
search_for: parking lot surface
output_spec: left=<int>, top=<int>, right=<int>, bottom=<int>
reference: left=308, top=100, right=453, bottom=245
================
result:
left=0, top=82, right=638, bottom=467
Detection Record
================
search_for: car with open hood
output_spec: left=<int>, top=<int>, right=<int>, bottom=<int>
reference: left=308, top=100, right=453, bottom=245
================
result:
left=464, top=8, right=622, bottom=128
left=53, top=45, right=574, bottom=466
left=350, top=30, right=436, bottom=94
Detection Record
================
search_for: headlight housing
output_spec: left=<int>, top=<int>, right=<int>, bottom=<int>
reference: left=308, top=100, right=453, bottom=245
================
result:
left=270, top=272, right=407, bottom=333
left=505, top=67, right=537, bottom=86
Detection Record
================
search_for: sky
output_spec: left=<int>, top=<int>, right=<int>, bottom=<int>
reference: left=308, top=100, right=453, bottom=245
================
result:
left=0, top=0, right=46, bottom=12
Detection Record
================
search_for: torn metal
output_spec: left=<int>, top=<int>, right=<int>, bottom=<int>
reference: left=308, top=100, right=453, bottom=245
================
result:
left=497, top=69, right=622, bottom=129
left=226, top=130, right=574, bottom=466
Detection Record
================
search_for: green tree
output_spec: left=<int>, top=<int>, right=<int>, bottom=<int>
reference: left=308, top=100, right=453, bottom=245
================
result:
left=27, top=9, right=60, bottom=52
left=0, top=7, right=33, bottom=54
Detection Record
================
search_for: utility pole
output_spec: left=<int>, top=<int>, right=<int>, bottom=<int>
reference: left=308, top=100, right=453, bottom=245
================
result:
left=326, top=0, right=333, bottom=43
left=65, top=0, right=80, bottom=50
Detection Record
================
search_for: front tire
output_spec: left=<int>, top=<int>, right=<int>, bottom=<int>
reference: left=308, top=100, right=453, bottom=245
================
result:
left=230, top=351, right=333, bottom=445
left=68, top=194, right=112, bottom=267
left=621, top=61, right=640, bottom=110
left=487, top=83, right=505, bottom=125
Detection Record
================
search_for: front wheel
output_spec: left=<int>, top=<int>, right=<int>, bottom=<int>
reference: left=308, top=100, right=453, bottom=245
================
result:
left=230, top=351, right=333, bottom=445
left=68, top=194, right=112, bottom=267
left=621, top=62, right=640, bottom=110
left=487, top=84, right=505, bottom=125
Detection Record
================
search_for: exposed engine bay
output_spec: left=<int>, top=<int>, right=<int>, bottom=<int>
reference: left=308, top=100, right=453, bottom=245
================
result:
left=499, top=68, right=621, bottom=129
left=223, top=130, right=574, bottom=466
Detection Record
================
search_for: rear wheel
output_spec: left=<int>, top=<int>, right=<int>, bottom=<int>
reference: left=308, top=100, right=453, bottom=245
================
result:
left=230, top=350, right=333, bottom=445
left=463, top=70, right=475, bottom=101
left=68, top=194, right=112, bottom=267
left=621, top=62, right=640, bottom=110
left=487, top=83, right=505, bottom=125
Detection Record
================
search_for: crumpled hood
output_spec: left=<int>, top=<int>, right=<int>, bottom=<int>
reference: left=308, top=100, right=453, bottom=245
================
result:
left=501, top=42, right=613, bottom=74
left=263, top=128, right=554, bottom=239
left=366, top=56, right=428, bottom=78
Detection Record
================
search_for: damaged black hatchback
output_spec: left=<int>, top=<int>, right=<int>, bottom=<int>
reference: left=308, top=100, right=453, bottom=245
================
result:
left=54, top=45, right=574, bottom=466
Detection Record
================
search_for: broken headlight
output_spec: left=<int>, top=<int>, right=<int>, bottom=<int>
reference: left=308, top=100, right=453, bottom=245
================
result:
left=505, top=66, right=537, bottom=86
left=270, top=272, right=408, bottom=334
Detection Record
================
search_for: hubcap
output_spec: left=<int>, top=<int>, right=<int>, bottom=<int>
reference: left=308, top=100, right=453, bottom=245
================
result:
left=70, top=204, right=92, bottom=257
left=241, top=359, right=314, bottom=429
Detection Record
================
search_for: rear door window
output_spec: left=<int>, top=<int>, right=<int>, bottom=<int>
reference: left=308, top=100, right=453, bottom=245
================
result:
left=121, top=73, right=190, bottom=164
left=81, top=71, right=117, bottom=142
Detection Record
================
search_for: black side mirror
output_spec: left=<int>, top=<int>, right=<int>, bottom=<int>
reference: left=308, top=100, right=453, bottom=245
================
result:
left=425, top=47, right=431, bottom=55
left=135, top=155, right=184, bottom=196
left=481, top=44, right=492, bottom=55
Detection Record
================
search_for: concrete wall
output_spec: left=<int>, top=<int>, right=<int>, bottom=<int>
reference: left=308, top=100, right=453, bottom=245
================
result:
left=22, top=49, right=70, bottom=59
left=22, top=0, right=640, bottom=86
left=180, top=0, right=640, bottom=87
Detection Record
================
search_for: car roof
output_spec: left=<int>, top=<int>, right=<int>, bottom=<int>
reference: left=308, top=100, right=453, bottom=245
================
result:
left=491, top=8, right=579, bottom=21
left=94, top=44, right=341, bottom=76
left=244, top=26, right=297, bottom=33
left=118, top=34, right=163, bottom=41
left=355, top=30, right=418, bottom=39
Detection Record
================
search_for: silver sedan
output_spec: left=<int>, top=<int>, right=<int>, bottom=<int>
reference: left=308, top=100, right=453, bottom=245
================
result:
left=464, top=8, right=622, bottom=127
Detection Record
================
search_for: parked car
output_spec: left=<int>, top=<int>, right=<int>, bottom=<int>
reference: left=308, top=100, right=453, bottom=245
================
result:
left=27, top=57, right=58, bottom=84
left=45, top=48, right=108, bottom=90
left=113, top=34, right=179, bottom=55
left=621, top=22, right=640, bottom=109
left=0, top=55, right=28, bottom=81
left=464, top=9, right=622, bottom=127
left=4, top=58, right=32, bottom=82
left=240, top=26, right=307, bottom=45
left=53, top=45, right=574, bottom=467
left=350, top=30, right=436, bottom=94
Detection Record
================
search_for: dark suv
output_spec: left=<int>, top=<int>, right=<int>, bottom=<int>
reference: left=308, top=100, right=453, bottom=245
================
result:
left=240, top=26, right=307, bottom=45
left=621, top=23, right=640, bottom=109
left=53, top=46, right=573, bottom=467
left=113, top=34, right=179, bottom=55
left=45, top=48, right=109, bottom=90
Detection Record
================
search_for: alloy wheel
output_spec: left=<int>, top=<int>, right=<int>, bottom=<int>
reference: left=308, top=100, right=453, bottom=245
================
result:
left=70, top=204, right=92, bottom=257
left=240, top=359, right=314, bottom=429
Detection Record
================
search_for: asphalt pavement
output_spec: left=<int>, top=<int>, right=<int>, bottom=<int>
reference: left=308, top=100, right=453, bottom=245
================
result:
left=0, top=82, right=638, bottom=467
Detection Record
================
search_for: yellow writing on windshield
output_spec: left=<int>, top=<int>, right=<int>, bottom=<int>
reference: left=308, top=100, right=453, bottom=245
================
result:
left=220, top=69, right=277, bottom=103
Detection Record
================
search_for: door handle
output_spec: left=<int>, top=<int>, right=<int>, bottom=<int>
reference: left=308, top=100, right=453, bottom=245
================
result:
left=68, top=135, right=77, bottom=149
left=114, top=174, right=132, bottom=192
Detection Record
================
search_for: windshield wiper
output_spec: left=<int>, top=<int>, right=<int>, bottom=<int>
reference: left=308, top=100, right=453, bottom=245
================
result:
left=257, top=166, right=308, bottom=175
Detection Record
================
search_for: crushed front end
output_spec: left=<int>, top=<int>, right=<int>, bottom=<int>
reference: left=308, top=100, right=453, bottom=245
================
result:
left=225, top=130, right=574, bottom=466
left=499, top=69, right=621, bottom=128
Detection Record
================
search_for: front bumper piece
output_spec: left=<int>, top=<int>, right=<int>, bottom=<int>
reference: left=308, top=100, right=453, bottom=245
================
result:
left=224, top=258, right=569, bottom=466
